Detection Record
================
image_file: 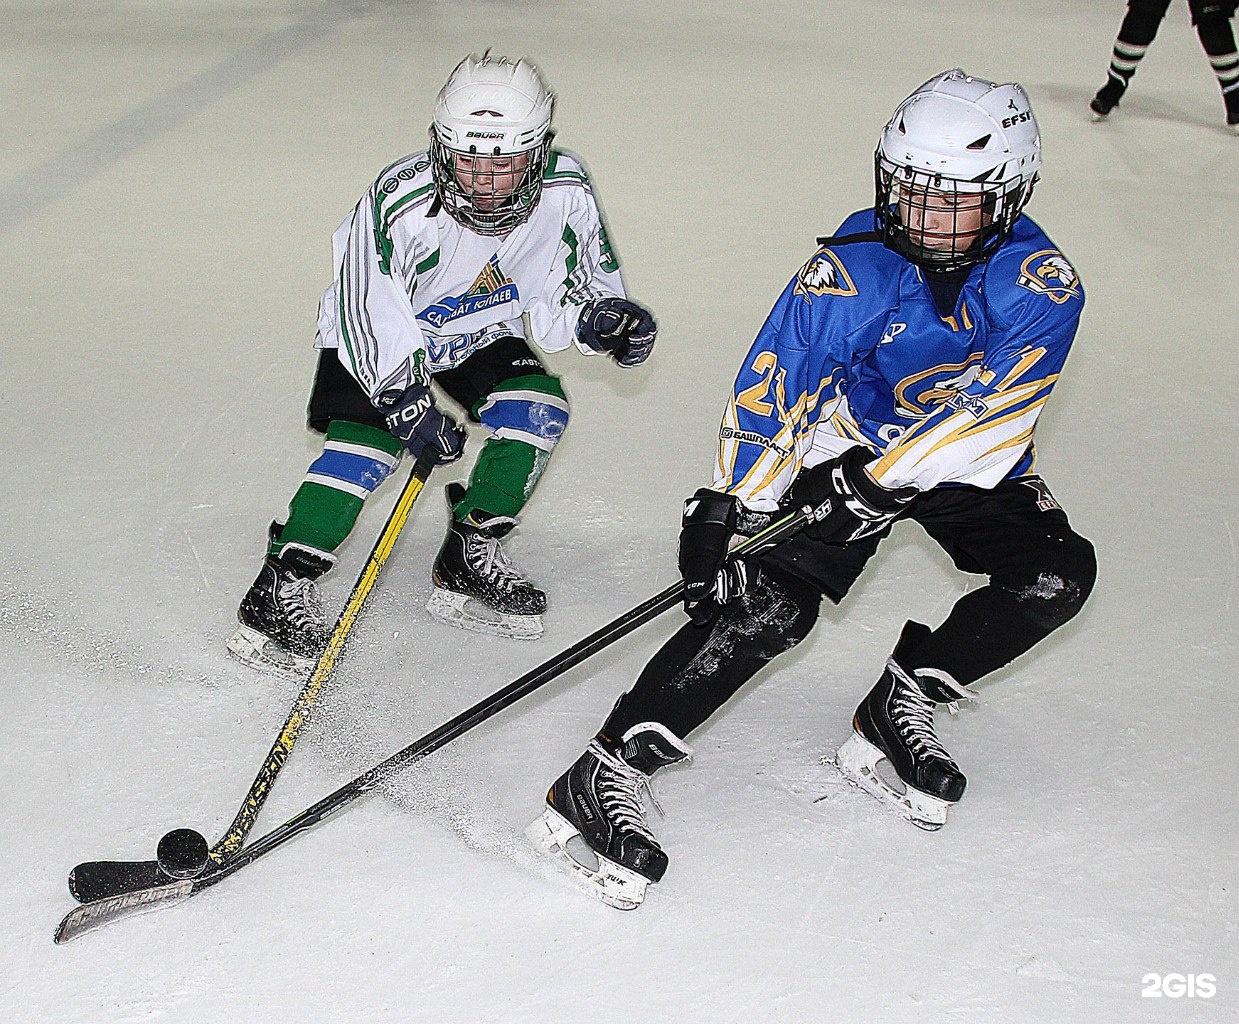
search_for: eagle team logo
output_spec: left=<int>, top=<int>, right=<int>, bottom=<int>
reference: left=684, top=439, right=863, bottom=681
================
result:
left=893, top=355, right=987, bottom=419
left=794, top=247, right=859, bottom=302
left=1016, top=250, right=1081, bottom=304
left=418, top=255, right=520, bottom=328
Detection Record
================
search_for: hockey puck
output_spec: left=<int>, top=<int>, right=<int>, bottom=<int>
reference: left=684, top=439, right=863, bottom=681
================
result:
left=156, top=828, right=210, bottom=879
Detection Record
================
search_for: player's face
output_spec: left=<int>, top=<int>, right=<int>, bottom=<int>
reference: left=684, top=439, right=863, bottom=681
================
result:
left=452, top=152, right=531, bottom=211
left=898, top=185, right=990, bottom=256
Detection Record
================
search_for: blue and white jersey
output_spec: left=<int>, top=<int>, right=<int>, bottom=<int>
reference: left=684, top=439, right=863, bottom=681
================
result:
left=714, top=208, right=1084, bottom=510
left=315, top=148, right=627, bottom=402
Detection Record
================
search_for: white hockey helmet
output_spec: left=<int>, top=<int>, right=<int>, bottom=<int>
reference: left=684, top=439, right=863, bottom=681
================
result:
left=429, top=53, right=555, bottom=235
left=874, top=69, right=1042, bottom=271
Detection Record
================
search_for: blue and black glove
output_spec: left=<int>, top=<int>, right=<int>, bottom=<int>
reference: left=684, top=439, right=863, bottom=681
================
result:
left=577, top=297, right=657, bottom=367
left=379, top=382, right=466, bottom=465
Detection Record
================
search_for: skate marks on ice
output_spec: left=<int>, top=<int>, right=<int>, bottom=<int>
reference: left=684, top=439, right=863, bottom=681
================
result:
left=0, top=4, right=368, bottom=235
left=0, top=585, right=221, bottom=690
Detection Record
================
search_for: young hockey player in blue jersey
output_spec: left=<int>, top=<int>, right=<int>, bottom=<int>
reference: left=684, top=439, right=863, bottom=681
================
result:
left=228, top=54, right=656, bottom=675
left=529, top=70, right=1097, bottom=910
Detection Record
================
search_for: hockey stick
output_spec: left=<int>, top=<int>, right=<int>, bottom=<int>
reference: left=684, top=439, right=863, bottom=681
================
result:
left=67, top=448, right=439, bottom=905
left=54, top=505, right=813, bottom=943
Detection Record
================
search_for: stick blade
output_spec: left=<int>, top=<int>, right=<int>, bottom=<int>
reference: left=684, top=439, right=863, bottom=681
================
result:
left=54, top=879, right=194, bottom=944
left=69, top=859, right=170, bottom=904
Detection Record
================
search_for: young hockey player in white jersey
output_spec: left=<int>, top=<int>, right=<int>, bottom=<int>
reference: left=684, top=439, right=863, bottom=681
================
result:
left=529, top=70, right=1097, bottom=910
left=229, top=53, right=656, bottom=675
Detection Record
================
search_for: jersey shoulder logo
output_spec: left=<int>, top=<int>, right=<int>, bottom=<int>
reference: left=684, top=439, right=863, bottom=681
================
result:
left=1016, top=249, right=1081, bottom=304
left=794, top=247, right=858, bottom=302
left=416, top=255, right=520, bottom=328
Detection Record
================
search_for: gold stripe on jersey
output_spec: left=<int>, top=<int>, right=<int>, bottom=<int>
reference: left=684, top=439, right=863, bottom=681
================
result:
left=994, top=346, right=1049, bottom=392
left=870, top=374, right=1056, bottom=485
left=717, top=371, right=840, bottom=501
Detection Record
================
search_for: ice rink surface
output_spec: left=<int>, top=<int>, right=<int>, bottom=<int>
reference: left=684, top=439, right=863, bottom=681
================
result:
left=2, top=1, right=1235, bottom=1021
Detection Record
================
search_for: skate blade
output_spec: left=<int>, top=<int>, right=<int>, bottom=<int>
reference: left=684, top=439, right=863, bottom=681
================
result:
left=525, top=808, right=648, bottom=910
left=426, top=589, right=543, bottom=640
left=833, top=733, right=952, bottom=832
left=225, top=625, right=313, bottom=680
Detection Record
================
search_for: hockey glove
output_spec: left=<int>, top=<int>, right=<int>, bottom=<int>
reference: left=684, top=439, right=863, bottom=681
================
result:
left=783, top=446, right=917, bottom=544
left=379, top=382, right=466, bottom=465
left=679, top=488, right=761, bottom=625
left=577, top=297, right=657, bottom=367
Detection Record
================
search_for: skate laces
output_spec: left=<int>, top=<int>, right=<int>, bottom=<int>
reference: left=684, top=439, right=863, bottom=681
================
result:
left=587, top=739, right=661, bottom=840
left=277, top=576, right=327, bottom=630
left=887, top=661, right=974, bottom=764
left=466, top=532, right=527, bottom=593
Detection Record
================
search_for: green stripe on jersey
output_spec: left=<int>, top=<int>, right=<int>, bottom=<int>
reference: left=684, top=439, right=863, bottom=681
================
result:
left=371, top=182, right=435, bottom=276
left=543, top=149, right=588, bottom=185
left=415, top=248, right=440, bottom=275
left=560, top=224, right=579, bottom=304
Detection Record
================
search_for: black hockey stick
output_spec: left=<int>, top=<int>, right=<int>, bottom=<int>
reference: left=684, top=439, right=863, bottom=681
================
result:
left=66, top=449, right=439, bottom=905
left=54, top=504, right=813, bottom=943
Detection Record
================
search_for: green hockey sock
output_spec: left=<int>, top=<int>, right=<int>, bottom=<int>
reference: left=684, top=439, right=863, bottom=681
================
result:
left=453, top=436, right=552, bottom=522
left=273, top=420, right=403, bottom=556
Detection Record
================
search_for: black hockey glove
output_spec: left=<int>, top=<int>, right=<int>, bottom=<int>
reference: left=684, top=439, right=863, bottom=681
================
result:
left=783, top=446, right=917, bottom=544
left=378, top=382, right=466, bottom=465
left=679, top=488, right=761, bottom=625
left=577, top=297, right=657, bottom=367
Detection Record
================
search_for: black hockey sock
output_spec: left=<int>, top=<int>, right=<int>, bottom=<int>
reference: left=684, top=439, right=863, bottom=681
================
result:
left=603, top=567, right=821, bottom=740
left=1102, top=0, right=1173, bottom=95
left=1196, top=14, right=1239, bottom=109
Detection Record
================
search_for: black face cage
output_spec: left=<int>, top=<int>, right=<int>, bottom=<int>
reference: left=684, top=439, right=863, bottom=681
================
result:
left=873, top=153, right=1036, bottom=272
left=429, top=134, right=553, bottom=237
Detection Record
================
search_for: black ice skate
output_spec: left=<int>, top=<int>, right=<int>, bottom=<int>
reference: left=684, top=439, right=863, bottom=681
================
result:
left=1089, top=78, right=1125, bottom=121
left=427, top=483, right=546, bottom=640
left=1226, top=88, right=1239, bottom=134
left=834, top=621, right=977, bottom=831
left=526, top=723, right=690, bottom=910
left=226, top=522, right=336, bottom=678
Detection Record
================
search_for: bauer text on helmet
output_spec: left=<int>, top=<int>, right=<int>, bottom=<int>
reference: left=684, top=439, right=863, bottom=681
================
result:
left=430, top=53, right=556, bottom=236
left=873, top=69, right=1042, bottom=272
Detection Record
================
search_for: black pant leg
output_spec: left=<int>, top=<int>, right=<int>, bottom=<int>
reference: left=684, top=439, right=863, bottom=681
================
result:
left=306, top=348, right=390, bottom=434
left=1121, top=0, right=1173, bottom=46
left=602, top=567, right=823, bottom=741
left=896, top=478, right=1097, bottom=687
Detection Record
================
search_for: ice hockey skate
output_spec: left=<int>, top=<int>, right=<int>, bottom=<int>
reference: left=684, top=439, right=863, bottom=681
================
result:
left=833, top=622, right=976, bottom=831
left=527, top=723, right=689, bottom=909
left=227, top=522, right=335, bottom=678
left=427, top=483, right=546, bottom=639
left=1088, top=79, right=1124, bottom=121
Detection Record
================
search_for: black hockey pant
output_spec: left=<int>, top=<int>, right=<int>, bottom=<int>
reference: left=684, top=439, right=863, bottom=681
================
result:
left=602, top=477, right=1097, bottom=742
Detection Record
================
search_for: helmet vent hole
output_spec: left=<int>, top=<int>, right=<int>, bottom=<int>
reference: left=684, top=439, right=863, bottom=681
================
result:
left=966, top=134, right=991, bottom=150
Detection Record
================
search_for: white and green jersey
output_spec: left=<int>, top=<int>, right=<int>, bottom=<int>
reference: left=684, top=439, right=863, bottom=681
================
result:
left=315, top=148, right=627, bottom=401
